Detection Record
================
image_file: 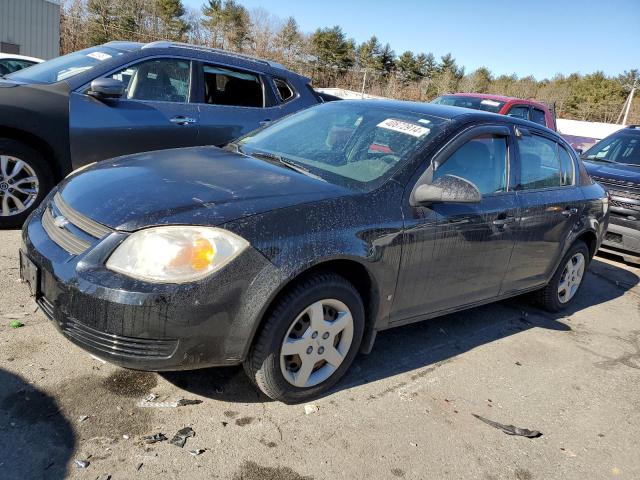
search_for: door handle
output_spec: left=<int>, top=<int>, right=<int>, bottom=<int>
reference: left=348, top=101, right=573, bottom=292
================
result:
left=170, top=116, right=197, bottom=125
left=493, top=216, right=515, bottom=226
left=561, top=208, right=578, bottom=217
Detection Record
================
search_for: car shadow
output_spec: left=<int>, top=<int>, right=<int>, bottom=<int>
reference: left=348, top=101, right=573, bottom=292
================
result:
left=163, top=258, right=638, bottom=403
left=0, top=369, right=75, bottom=479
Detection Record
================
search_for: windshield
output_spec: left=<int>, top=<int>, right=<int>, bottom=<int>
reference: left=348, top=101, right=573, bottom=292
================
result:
left=6, top=46, right=127, bottom=84
left=432, top=95, right=505, bottom=114
left=238, top=102, right=449, bottom=190
left=582, top=132, right=640, bottom=166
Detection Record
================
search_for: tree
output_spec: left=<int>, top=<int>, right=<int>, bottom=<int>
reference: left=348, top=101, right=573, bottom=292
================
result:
left=397, top=51, right=418, bottom=81
left=459, top=67, right=492, bottom=93
left=379, top=43, right=395, bottom=74
left=154, top=0, right=189, bottom=41
left=276, top=16, right=303, bottom=59
left=356, top=35, right=382, bottom=71
left=86, top=0, right=117, bottom=45
left=202, top=0, right=250, bottom=51
left=309, top=26, right=355, bottom=71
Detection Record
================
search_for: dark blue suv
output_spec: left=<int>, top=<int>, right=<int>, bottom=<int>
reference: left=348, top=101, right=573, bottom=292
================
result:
left=0, top=41, right=322, bottom=227
left=582, top=125, right=640, bottom=263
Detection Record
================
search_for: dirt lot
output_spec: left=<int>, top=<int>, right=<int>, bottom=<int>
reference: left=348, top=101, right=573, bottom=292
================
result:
left=1, top=228, right=639, bottom=480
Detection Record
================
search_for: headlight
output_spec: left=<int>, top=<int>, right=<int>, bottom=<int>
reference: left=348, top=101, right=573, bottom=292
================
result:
left=106, top=226, right=249, bottom=283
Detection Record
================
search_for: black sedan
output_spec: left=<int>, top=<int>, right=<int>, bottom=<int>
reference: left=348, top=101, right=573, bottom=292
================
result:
left=21, top=100, right=608, bottom=402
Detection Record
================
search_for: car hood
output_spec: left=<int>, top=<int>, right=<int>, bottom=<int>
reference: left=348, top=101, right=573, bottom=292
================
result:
left=58, top=146, right=351, bottom=231
left=583, top=160, right=640, bottom=185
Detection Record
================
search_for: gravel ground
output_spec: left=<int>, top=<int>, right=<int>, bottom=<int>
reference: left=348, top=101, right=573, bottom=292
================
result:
left=1, top=228, right=639, bottom=480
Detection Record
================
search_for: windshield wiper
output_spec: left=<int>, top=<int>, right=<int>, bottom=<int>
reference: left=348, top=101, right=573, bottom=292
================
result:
left=248, top=151, right=326, bottom=181
left=582, top=156, right=616, bottom=164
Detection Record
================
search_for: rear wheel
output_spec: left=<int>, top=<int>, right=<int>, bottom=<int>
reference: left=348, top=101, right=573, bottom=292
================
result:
left=0, top=139, right=53, bottom=229
left=244, top=273, right=364, bottom=403
left=535, top=240, right=589, bottom=312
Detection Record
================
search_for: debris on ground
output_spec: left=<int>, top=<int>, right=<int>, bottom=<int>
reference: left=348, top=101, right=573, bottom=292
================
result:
left=8, top=320, right=24, bottom=328
left=122, top=435, right=130, bottom=439
left=304, top=404, right=319, bottom=415
left=77, top=415, right=89, bottom=422
left=142, top=433, right=168, bottom=444
left=74, top=459, right=90, bottom=469
left=188, top=449, right=206, bottom=456
left=472, top=414, right=542, bottom=438
left=170, top=427, right=195, bottom=448
left=96, top=475, right=111, bottom=480
left=137, top=396, right=203, bottom=408
left=136, top=462, right=143, bottom=471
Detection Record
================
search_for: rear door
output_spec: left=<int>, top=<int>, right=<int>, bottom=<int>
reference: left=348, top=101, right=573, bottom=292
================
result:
left=391, top=124, right=519, bottom=322
left=69, top=57, right=199, bottom=166
left=502, top=127, right=583, bottom=293
left=194, top=62, right=283, bottom=146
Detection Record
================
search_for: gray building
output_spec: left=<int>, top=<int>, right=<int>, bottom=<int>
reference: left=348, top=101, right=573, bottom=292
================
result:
left=0, top=0, right=60, bottom=59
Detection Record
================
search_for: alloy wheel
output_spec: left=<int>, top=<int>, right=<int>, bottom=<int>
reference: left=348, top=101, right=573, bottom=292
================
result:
left=280, top=298, right=354, bottom=388
left=0, top=155, right=39, bottom=217
left=557, top=252, right=586, bottom=304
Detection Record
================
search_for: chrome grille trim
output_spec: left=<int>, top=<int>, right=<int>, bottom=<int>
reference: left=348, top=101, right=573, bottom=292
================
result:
left=53, top=192, right=112, bottom=239
left=42, top=207, right=91, bottom=255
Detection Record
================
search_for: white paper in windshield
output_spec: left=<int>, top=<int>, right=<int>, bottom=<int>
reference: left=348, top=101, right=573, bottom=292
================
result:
left=87, top=52, right=112, bottom=61
left=480, top=99, right=501, bottom=107
left=377, top=119, right=430, bottom=137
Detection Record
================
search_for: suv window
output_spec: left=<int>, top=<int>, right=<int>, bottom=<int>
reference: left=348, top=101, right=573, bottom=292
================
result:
left=518, top=134, right=565, bottom=189
left=434, top=134, right=508, bottom=195
left=109, top=58, right=191, bottom=102
left=0, top=58, right=36, bottom=74
left=274, top=78, right=295, bottom=102
left=202, top=64, right=263, bottom=107
left=582, top=132, right=640, bottom=166
left=507, top=106, right=529, bottom=120
left=530, top=108, right=547, bottom=126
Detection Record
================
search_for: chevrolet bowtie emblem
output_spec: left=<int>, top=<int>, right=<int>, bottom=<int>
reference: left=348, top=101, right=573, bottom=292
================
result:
left=53, top=215, right=69, bottom=228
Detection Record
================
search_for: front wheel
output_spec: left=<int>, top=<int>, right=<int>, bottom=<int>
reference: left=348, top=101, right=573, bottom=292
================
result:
left=244, top=273, right=365, bottom=403
left=0, top=139, right=53, bottom=229
left=535, top=240, right=589, bottom=312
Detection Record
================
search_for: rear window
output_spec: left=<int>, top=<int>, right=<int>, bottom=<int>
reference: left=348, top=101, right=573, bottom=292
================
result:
left=530, top=108, right=547, bottom=126
left=274, top=78, right=295, bottom=102
left=432, top=95, right=505, bottom=113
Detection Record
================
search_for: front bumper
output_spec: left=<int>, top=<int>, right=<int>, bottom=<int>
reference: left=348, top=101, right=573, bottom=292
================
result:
left=600, top=216, right=640, bottom=262
left=22, top=204, right=281, bottom=371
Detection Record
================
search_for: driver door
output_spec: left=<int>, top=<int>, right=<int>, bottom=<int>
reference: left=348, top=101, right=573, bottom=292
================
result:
left=69, top=57, right=199, bottom=167
left=391, top=125, right=519, bottom=323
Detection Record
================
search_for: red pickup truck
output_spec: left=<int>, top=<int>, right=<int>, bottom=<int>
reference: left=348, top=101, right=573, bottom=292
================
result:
left=432, top=93, right=557, bottom=131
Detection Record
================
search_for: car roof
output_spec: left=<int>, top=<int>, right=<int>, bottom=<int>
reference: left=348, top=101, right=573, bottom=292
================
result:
left=338, top=98, right=562, bottom=136
left=0, top=53, right=43, bottom=63
left=446, top=92, right=549, bottom=109
left=102, top=40, right=306, bottom=80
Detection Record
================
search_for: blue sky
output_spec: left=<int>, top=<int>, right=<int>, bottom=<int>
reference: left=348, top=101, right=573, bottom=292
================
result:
left=183, top=0, right=639, bottom=80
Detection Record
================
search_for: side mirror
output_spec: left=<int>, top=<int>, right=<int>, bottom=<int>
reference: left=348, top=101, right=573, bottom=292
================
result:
left=413, top=175, right=482, bottom=205
left=88, top=78, right=125, bottom=100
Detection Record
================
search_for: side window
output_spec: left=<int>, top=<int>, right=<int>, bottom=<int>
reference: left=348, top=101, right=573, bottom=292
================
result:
left=202, top=64, right=263, bottom=107
left=530, top=108, right=547, bottom=126
left=273, top=78, right=295, bottom=102
left=507, top=106, right=529, bottom=120
left=518, top=134, right=562, bottom=189
left=109, top=58, right=190, bottom=102
left=558, top=146, right=575, bottom=186
left=434, top=134, right=508, bottom=195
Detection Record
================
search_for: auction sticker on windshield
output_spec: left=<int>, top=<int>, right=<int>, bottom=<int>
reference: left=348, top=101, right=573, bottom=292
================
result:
left=87, top=52, right=112, bottom=61
left=377, top=118, right=430, bottom=137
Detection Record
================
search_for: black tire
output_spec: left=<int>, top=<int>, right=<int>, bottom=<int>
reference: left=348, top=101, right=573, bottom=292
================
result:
left=244, top=273, right=365, bottom=403
left=0, top=138, right=54, bottom=229
left=535, top=240, right=590, bottom=312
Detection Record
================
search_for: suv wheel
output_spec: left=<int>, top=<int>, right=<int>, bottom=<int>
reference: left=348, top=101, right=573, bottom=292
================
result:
left=244, top=273, right=365, bottom=403
left=535, top=240, right=589, bottom=312
left=0, top=139, right=53, bottom=229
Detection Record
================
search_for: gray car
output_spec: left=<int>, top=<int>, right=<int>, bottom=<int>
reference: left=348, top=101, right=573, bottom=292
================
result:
left=0, top=40, right=322, bottom=227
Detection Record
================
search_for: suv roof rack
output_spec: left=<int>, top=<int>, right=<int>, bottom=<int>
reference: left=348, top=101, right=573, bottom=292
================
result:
left=142, top=41, right=286, bottom=70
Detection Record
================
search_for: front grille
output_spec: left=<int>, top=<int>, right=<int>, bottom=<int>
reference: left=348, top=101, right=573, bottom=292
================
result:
left=37, top=296, right=55, bottom=319
left=605, top=232, right=623, bottom=244
left=62, top=317, right=178, bottom=359
left=591, top=175, right=640, bottom=192
left=610, top=198, right=640, bottom=212
left=42, top=192, right=113, bottom=255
